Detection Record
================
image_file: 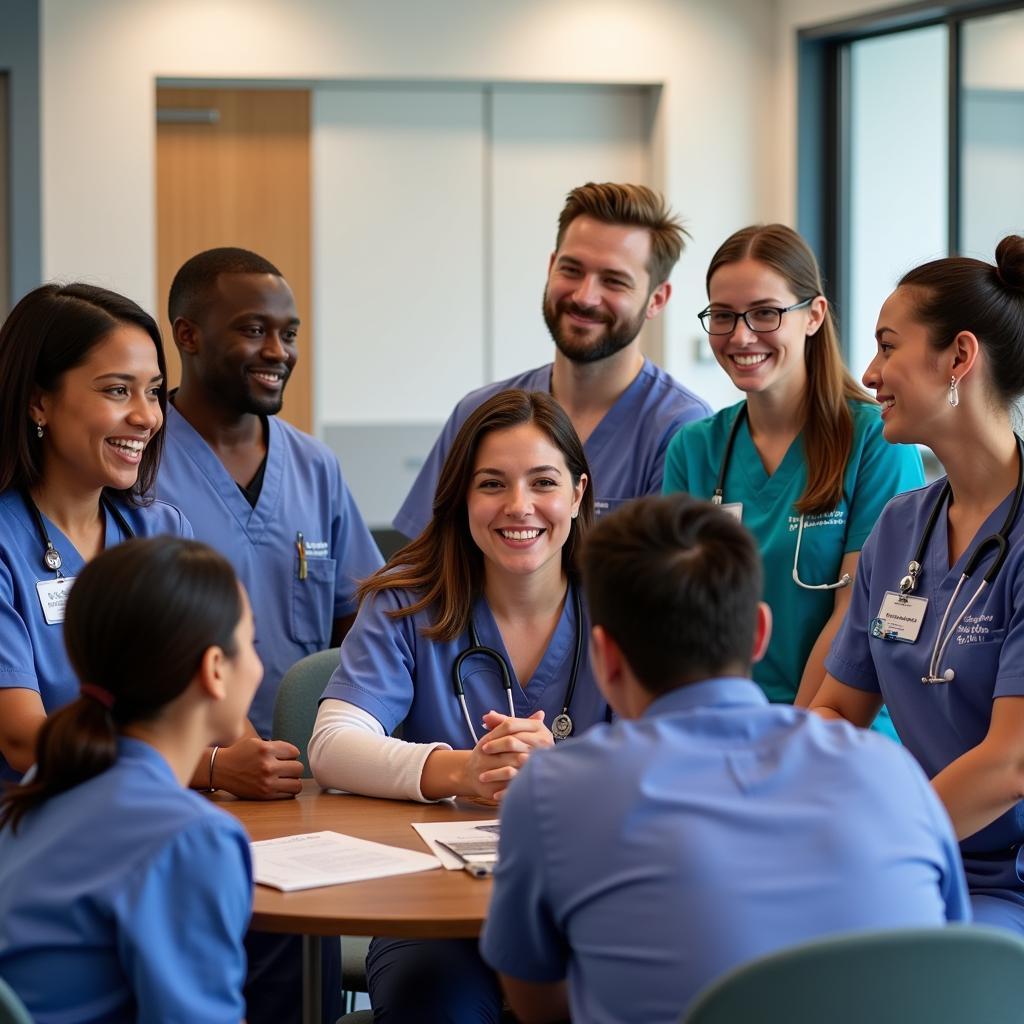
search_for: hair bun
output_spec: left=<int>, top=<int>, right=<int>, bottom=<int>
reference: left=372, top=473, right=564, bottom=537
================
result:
left=995, top=235, right=1024, bottom=292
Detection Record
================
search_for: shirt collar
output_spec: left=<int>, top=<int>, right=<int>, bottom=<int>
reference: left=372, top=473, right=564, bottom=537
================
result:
left=641, top=676, right=767, bottom=719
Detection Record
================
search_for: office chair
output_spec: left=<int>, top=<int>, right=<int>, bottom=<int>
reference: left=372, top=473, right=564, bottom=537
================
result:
left=683, top=924, right=1024, bottom=1024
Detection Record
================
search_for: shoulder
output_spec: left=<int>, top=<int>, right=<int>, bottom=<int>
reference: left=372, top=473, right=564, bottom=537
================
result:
left=670, top=402, right=740, bottom=449
left=123, top=497, right=192, bottom=538
left=636, top=359, right=713, bottom=419
left=270, top=417, right=338, bottom=466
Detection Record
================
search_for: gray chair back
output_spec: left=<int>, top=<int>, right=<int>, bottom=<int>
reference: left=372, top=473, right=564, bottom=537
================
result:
left=272, top=647, right=340, bottom=776
left=683, top=925, right=1024, bottom=1024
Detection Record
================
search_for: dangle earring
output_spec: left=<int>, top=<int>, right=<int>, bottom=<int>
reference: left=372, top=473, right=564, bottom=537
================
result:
left=35, top=421, right=44, bottom=438
left=948, top=376, right=959, bottom=408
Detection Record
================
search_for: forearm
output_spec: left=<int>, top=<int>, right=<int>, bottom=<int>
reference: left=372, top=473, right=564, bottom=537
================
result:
left=809, top=674, right=883, bottom=727
left=931, top=745, right=1024, bottom=842
left=189, top=719, right=259, bottom=790
left=794, top=616, right=840, bottom=708
left=309, top=700, right=454, bottom=802
left=0, top=690, right=47, bottom=773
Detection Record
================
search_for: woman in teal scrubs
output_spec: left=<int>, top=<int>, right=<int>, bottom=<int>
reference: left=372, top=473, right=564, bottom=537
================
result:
left=663, top=224, right=923, bottom=728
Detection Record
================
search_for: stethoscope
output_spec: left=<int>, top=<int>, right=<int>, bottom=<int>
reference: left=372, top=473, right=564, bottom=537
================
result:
left=900, top=434, right=1024, bottom=684
left=22, top=490, right=134, bottom=576
left=712, top=404, right=851, bottom=591
left=451, top=583, right=583, bottom=744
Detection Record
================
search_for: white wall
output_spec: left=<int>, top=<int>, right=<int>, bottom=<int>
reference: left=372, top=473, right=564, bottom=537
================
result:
left=39, top=0, right=774, bottom=414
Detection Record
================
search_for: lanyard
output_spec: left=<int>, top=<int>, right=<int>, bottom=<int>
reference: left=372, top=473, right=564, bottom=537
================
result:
left=21, top=490, right=135, bottom=577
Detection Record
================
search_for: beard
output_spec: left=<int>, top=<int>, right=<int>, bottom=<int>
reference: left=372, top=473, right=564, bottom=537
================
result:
left=542, top=290, right=647, bottom=364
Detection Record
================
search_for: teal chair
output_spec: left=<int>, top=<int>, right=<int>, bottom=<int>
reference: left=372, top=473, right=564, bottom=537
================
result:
left=273, top=646, right=371, bottom=1011
left=0, top=978, right=32, bottom=1024
left=683, top=925, right=1024, bottom=1023
left=273, top=646, right=341, bottom=777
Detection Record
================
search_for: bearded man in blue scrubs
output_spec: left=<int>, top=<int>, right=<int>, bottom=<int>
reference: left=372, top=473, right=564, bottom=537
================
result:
left=394, top=182, right=711, bottom=538
left=481, top=495, right=969, bottom=1024
left=157, top=247, right=381, bottom=1024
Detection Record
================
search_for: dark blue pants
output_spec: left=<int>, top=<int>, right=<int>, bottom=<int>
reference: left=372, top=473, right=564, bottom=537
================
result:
left=366, top=936, right=503, bottom=1023
left=244, top=930, right=342, bottom=1024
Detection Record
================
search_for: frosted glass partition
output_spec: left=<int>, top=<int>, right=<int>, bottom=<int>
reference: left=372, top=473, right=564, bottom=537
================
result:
left=848, top=27, right=947, bottom=380
left=962, top=8, right=1024, bottom=260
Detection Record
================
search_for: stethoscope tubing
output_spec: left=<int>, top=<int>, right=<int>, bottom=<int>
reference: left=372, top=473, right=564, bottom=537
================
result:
left=712, top=403, right=850, bottom=592
left=452, top=583, right=583, bottom=745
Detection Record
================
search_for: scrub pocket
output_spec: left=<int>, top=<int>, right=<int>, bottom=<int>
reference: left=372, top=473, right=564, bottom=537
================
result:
left=290, top=557, right=336, bottom=645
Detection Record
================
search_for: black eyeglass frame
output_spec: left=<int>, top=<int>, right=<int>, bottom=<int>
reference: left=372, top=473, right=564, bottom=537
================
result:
left=697, top=296, right=816, bottom=335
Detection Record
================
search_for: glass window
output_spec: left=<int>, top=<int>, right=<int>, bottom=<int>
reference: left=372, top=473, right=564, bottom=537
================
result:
left=961, top=8, right=1024, bottom=260
left=847, top=26, right=948, bottom=378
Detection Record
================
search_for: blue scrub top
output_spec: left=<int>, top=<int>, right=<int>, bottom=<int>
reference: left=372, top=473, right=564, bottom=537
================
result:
left=393, top=359, right=711, bottom=538
left=481, top=678, right=968, bottom=1024
left=321, top=581, right=606, bottom=747
left=0, top=490, right=191, bottom=782
left=157, top=405, right=384, bottom=737
left=0, top=737, right=252, bottom=1023
left=828, top=478, right=1024, bottom=861
left=663, top=400, right=924, bottom=710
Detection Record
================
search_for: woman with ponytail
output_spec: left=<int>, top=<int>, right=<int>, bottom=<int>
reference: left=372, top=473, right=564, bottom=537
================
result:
left=663, top=225, right=923, bottom=730
left=0, top=536, right=261, bottom=1021
left=814, top=235, right=1024, bottom=932
left=0, top=284, right=190, bottom=781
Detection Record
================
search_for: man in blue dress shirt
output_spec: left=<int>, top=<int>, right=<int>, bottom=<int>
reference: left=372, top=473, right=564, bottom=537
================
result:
left=394, top=182, right=711, bottom=538
left=481, top=495, right=969, bottom=1024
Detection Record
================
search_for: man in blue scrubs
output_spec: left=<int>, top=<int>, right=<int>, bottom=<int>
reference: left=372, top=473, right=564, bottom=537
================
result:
left=157, top=247, right=381, bottom=1024
left=481, top=495, right=969, bottom=1024
left=394, top=182, right=711, bottom=538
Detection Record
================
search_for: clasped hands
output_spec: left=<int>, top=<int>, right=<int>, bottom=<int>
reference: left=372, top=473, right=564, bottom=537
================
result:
left=463, top=709, right=554, bottom=803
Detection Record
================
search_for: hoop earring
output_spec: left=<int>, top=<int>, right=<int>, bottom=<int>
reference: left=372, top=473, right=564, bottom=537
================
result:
left=948, top=376, right=960, bottom=408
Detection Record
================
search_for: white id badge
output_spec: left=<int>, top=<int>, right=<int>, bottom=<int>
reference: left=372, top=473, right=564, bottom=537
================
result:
left=871, top=591, right=928, bottom=643
left=720, top=502, right=743, bottom=522
left=36, top=577, right=75, bottom=625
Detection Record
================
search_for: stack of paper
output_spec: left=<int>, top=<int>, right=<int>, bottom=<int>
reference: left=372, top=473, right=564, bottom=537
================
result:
left=251, top=830, right=441, bottom=891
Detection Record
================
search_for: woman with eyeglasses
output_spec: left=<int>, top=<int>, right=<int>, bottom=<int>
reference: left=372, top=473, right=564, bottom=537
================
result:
left=662, top=224, right=923, bottom=726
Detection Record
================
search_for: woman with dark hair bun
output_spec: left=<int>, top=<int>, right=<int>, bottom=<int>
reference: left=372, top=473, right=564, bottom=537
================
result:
left=814, top=235, right=1024, bottom=932
left=0, top=536, right=262, bottom=1021
left=0, top=284, right=191, bottom=781
left=310, top=388, right=606, bottom=1022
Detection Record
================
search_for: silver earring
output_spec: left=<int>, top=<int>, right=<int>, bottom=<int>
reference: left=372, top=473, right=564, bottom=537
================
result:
left=35, top=422, right=44, bottom=438
left=948, top=376, right=959, bottom=408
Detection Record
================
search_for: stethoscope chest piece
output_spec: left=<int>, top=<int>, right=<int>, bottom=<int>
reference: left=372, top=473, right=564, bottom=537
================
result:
left=43, top=545, right=62, bottom=572
left=551, top=712, right=574, bottom=740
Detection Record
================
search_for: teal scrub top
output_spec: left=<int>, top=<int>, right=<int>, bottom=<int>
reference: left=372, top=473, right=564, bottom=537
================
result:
left=663, top=400, right=924, bottom=717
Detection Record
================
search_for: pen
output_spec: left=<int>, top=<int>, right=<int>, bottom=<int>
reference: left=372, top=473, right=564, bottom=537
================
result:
left=436, top=841, right=495, bottom=879
left=296, top=532, right=308, bottom=581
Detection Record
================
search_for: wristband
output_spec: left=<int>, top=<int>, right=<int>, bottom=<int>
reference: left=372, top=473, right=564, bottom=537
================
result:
left=207, top=745, right=220, bottom=792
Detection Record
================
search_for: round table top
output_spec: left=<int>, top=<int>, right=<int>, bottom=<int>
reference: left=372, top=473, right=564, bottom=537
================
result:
left=216, top=780, right=496, bottom=938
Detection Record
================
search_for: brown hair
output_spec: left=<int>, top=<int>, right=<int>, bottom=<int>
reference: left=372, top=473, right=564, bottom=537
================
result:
left=556, top=182, right=689, bottom=288
left=899, top=235, right=1024, bottom=405
left=0, top=283, right=167, bottom=505
left=359, top=389, right=594, bottom=641
left=583, top=495, right=763, bottom=694
left=707, top=224, right=872, bottom=515
left=0, top=538, right=242, bottom=833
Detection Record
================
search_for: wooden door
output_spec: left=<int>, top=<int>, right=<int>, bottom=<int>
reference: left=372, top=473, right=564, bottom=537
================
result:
left=156, top=87, right=312, bottom=432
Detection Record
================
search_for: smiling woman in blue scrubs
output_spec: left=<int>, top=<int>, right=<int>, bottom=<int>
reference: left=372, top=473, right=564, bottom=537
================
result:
left=310, top=388, right=605, bottom=1023
left=663, top=225, right=923, bottom=729
left=0, top=285, right=190, bottom=782
left=815, top=234, right=1024, bottom=932
left=0, top=536, right=259, bottom=1022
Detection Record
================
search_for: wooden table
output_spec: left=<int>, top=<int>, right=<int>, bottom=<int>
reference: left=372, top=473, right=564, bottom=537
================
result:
left=216, top=780, right=497, bottom=1022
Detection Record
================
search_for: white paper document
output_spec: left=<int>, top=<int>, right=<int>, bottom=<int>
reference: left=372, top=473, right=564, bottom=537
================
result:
left=411, top=820, right=500, bottom=870
left=251, top=830, right=441, bottom=891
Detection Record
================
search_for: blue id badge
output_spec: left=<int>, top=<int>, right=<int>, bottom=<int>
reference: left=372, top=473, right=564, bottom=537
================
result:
left=871, top=591, right=928, bottom=643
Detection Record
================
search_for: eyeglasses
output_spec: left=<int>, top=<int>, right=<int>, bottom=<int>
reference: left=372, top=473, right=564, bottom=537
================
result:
left=698, top=297, right=815, bottom=335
